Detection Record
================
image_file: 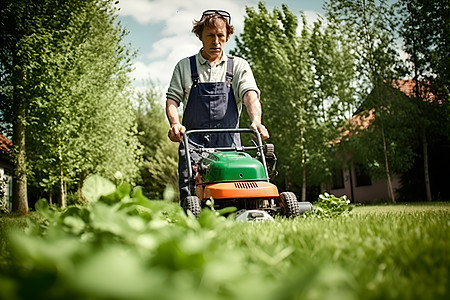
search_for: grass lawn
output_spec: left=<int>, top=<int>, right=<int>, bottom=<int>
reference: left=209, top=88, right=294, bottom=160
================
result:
left=218, top=203, right=449, bottom=299
left=0, top=202, right=449, bottom=300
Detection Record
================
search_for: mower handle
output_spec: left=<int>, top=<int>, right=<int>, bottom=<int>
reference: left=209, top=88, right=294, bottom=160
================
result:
left=183, top=128, right=263, bottom=144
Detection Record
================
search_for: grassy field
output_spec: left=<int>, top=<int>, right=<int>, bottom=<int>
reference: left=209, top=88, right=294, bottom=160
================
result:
left=0, top=200, right=449, bottom=300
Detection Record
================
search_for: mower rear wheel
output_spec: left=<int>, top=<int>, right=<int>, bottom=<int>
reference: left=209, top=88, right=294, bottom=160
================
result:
left=184, top=196, right=201, bottom=216
left=279, top=192, right=300, bottom=217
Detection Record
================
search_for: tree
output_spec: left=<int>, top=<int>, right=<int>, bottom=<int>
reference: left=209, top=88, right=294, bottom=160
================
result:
left=0, top=0, right=140, bottom=210
left=134, top=83, right=178, bottom=200
left=342, top=84, right=418, bottom=183
left=233, top=2, right=357, bottom=201
left=307, top=17, right=358, bottom=191
left=0, top=0, right=43, bottom=214
left=325, top=0, right=408, bottom=203
left=398, top=0, right=450, bottom=201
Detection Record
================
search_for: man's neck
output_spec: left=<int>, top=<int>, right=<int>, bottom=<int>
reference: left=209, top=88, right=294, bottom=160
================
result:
left=201, top=49, right=223, bottom=66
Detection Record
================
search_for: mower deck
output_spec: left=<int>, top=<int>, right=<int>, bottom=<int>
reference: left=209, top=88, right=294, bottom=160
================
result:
left=201, top=180, right=279, bottom=200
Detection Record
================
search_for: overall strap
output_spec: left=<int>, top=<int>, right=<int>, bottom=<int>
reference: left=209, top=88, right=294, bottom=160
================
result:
left=226, top=57, right=234, bottom=88
left=189, top=55, right=199, bottom=86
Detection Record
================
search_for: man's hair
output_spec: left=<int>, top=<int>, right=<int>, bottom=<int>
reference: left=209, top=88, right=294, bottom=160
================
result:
left=192, top=14, right=235, bottom=41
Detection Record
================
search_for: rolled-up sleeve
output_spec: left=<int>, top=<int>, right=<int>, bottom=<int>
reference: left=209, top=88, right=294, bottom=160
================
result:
left=234, top=58, right=260, bottom=100
left=166, top=62, right=184, bottom=105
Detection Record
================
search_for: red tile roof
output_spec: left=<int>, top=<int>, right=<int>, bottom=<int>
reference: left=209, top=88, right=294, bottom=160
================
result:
left=332, top=79, right=430, bottom=144
left=392, top=79, right=438, bottom=103
left=342, top=108, right=375, bottom=136
left=0, top=134, right=12, bottom=153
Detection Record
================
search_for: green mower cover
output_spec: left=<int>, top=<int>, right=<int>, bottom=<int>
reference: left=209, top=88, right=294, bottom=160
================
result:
left=200, top=152, right=267, bottom=183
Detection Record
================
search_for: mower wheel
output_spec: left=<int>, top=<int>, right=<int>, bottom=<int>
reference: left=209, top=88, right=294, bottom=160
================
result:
left=184, top=196, right=201, bottom=216
left=280, top=192, right=300, bottom=217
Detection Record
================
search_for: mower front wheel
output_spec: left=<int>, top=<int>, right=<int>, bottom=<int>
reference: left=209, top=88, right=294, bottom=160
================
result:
left=184, top=196, right=201, bottom=217
left=279, top=192, right=300, bottom=217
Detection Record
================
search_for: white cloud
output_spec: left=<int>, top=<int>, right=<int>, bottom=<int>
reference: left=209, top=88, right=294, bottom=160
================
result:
left=303, top=10, right=322, bottom=25
left=118, top=0, right=249, bottom=87
left=117, top=0, right=247, bottom=27
left=117, top=0, right=172, bottom=24
left=129, top=61, right=153, bottom=82
left=146, top=35, right=195, bottom=60
left=118, top=1, right=323, bottom=89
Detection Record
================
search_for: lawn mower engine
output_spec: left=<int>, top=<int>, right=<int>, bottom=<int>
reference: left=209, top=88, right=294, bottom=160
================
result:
left=182, top=128, right=312, bottom=218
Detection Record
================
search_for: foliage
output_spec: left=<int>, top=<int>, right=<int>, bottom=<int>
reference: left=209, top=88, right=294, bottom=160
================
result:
left=0, top=175, right=258, bottom=300
left=397, top=133, right=450, bottom=202
left=341, top=85, right=419, bottom=180
left=325, top=0, right=403, bottom=94
left=303, top=192, right=352, bottom=218
left=233, top=2, right=357, bottom=199
left=0, top=176, right=449, bottom=299
left=396, top=0, right=450, bottom=201
left=324, top=0, right=415, bottom=203
left=134, top=83, right=178, bottom=200
left=0, top=0, right=141, bottom=208
left=398, top=0, right=450, bottom=100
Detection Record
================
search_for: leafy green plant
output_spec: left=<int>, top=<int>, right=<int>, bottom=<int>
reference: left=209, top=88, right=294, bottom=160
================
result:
left=304, top=192, right=352, bottom=218
left=0, top=175, right=258, bottom=300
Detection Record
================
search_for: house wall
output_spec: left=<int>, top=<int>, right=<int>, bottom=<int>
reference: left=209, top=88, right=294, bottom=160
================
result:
left=0, top=161, right=14, bottom=212
left=330, top=166, right=401, bottom=203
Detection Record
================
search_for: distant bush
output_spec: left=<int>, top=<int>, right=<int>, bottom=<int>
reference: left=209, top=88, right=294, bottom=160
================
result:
left=303, top=192, right=353, bottom=218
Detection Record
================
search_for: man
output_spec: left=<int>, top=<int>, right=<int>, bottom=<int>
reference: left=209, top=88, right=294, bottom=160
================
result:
left=166, top=9, right=269, bottom=202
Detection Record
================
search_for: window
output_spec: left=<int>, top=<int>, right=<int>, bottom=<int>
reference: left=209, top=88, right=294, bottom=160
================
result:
left=331, top=168, right=345, bottom=189
left=355, top=163, right=372, bottom=187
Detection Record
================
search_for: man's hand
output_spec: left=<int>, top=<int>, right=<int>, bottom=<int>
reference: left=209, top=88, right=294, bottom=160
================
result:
left=166, top=99, right=186, bottom=142
left=168, top=123, right=186, bottom=142
left=251, top=122, right=270, bottom=140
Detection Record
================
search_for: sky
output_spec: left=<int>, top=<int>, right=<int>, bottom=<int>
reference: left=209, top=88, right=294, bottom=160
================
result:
left=116, top=0, right=326, bottom=91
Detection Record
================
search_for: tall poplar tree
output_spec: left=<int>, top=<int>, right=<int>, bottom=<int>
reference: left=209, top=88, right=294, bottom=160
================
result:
left=233, top=2, right=357, bottom=201
left=0, top=0, right=140, bottom=210
left=0, top=0, right=44, bottom=213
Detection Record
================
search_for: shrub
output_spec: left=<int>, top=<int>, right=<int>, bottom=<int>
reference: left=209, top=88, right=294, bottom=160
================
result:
left=303, top=192, right=352, bottom=218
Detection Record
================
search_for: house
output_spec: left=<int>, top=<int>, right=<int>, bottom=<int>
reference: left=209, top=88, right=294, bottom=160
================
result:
left=329, top=161, right=402, bottom=204
left=327, top=79, right=430, bottom=203
left=328, top=108, right=402, bottom=203
left=0, top=133, right=13, bottom=212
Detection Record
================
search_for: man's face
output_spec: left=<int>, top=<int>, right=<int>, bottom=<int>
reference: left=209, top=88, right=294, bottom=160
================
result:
left=200, top=19, right=227, bottom=60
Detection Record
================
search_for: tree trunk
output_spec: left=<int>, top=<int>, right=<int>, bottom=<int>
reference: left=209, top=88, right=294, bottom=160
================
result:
left=348, top=164, right=355, bottom=203
left=300, top=126, right=307, bottom=202
left=381, top=123, right=396, bottom=203
left=421, top=127, right=432, bottom=201
left=12, top=86, right=29, bottom=214
left=78, top=170, right=88, bottom=203
left=410, top=29, right=432, bottom=202
left=301, top=166, right=307, bottom=202
left=58, top=163, right=66, bottom=208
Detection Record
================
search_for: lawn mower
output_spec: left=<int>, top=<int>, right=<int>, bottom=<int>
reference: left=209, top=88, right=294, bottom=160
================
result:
left=181, top=128, right=312, bottom=220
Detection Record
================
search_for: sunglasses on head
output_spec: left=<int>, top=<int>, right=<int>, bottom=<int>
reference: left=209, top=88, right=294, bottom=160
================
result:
left=201, top=10, right=231, bottom=24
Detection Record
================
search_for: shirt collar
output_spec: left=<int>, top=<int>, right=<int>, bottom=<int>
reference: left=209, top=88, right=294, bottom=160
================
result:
left=197, top=48, right=227, bottom=65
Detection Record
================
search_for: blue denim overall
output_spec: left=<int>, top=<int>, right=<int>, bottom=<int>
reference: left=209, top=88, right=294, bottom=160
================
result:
left=178, top=55, right=240, bottom=200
